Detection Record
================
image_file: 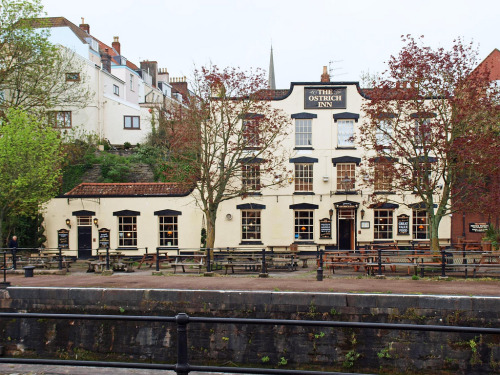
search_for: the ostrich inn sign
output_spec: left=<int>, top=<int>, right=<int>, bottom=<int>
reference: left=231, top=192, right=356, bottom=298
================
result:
left=304, top=87, right=346, bottom=109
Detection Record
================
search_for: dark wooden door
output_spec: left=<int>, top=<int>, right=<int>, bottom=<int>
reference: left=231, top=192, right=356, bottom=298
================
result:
left=338, top=219, right=353, bottom=250
left=78, top=226, right=92, bottom=258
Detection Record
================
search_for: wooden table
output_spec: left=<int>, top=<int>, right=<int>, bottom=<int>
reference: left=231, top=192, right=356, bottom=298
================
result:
left=171, top=254, right=205, bottom=273
left=137, top=252, right=173, bottom=269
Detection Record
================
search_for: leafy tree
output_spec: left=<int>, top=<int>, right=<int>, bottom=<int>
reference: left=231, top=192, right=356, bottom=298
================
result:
left=0, top=108, right=63, bottom=245
left=358, top=36, right=499, bottom=251
left=166, top=66, right=291, bottom=250
left=0, top=0, right=91, bottom=115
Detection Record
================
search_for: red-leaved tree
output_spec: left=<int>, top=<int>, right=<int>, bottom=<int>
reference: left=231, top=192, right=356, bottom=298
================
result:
left=358, top=36, right=499, bottom=250
left=165, top=66, right=291, bottom=250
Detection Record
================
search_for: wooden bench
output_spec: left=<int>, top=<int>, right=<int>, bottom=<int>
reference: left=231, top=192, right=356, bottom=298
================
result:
left=270, top=257, right=297, bottom=271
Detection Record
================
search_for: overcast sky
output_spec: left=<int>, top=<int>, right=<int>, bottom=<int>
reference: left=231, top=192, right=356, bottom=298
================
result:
left=40, top=0, right=499, bottom=89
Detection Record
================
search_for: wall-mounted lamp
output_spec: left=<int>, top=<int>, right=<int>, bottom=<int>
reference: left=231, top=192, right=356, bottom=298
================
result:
left=360, top=209, right=365, bottom=219
left=65, top=219, right=71, bottom=228
left=329, top=208, right=334, bottom=219
left=93, top=218, right=99, bottom=228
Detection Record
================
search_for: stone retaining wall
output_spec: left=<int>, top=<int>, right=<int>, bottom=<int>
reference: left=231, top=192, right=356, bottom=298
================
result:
left=1, top=287, right=499, bottom=374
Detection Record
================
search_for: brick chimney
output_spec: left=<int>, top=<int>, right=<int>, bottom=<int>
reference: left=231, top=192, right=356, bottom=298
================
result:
left=112, top=36, right=120, bottom=55
left=321, top=66, right=330, bottom=82
left=101, top=48, right=111, bottom=73
left=79, top=17, right=90, bottom=34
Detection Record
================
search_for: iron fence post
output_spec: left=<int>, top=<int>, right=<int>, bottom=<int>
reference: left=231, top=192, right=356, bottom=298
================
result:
left=58, top=247, right=63, bottom=270
left=156, top=247, right=160, bottom=272
left=316, top=249, right=323, bottom=281
left=261, top=248, right=267, bottom=274
left=377, top=249, right=382, bottom=276
left=441, top=250, right=446, bottom=278
left=12, top=248, right=17, bottom=270
left=463, top=242, right=467, bottom=279
left=105, top=245, right=110, bottom=271
left=175, top=313, right=190, bottom=375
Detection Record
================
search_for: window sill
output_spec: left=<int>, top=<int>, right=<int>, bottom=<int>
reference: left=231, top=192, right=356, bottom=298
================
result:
left=293, top=241, right=316, bottom=245
left=240, top=241, right=264, bottom=245
left=241, top=192, right=262, bottom=196
left=294, top=147, right=314, bottom=150
left=117, top=247, right=138, bottom=251
left=157, top=246, right=179, bottom=250
left=123, top=128, right=141, bottom=130
left=335, top=147, right=356, bottom=150
left=293, top=192, right=315, bottom=195
left=333, top=191, right=358, bottom=195
left=374, top=191, right=395, bottom=195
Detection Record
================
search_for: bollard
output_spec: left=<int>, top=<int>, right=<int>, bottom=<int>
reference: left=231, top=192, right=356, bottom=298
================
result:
left=259, top=248, right=268, bottom=277
left=23, top=265, right=35, bottom=277
left=316, top=249, right=324, bottom=281
left=175, top=313, right=190, bottom=375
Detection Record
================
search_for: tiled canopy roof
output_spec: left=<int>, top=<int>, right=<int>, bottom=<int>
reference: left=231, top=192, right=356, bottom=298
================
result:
left=64, top=183, right=192, bottom=197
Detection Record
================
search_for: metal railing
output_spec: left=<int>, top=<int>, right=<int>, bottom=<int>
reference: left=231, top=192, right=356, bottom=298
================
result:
left=0, top=311, right=499, bottom=374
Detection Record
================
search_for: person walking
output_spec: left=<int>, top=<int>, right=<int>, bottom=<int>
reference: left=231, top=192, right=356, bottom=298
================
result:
left=8, top=235, right=18, bottom=250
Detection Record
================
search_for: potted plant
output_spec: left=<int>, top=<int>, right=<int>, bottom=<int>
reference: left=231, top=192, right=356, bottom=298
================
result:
left=483, top=225, right=500, bottom=252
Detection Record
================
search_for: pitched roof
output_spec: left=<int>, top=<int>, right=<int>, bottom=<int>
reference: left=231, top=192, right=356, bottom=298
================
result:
left=473, top=48, right=500, bottom=81
left=64, top=183, right=192, bottom=197
left=31, top=17, right=139, bottom=71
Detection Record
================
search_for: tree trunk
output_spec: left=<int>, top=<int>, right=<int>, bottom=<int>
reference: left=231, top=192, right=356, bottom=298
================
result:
left=204, top=207, right=218, bottom=260
left=429, top=215, right=442, bottom=254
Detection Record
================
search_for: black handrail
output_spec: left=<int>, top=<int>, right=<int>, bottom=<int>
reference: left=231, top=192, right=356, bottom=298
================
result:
left=0, top=311, right=499, bottom=374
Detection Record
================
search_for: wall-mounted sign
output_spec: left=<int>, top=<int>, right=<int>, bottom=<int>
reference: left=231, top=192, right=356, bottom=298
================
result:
left=469, top=222, right=489, bottom=233
left=360, top=221, right=370, bottom=229
left=304, top=87, right=346, bottom=109
left=397, top=215, right=410, bottom=235
left=57, top=229, right=69, bottom=249
left=98, top=228, right=110, bottom=249
left=334, top=200, right=359, bottom=209
left=319, top=218, right=332, bottom=239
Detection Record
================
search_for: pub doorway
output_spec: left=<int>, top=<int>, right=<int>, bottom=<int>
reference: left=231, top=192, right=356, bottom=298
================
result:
left=338, top=209, right=355, bottom=250
left=77, top=216, right=92, bottom=258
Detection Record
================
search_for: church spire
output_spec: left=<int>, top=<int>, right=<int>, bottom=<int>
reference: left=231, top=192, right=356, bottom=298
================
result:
left=268, top=45, right=276, bottom=90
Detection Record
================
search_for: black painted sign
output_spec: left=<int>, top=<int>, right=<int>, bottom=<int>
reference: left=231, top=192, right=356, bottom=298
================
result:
left=397, top=215, right=410, bottom=235
left=469, top=222, right=489, bottom=233
left=304, top=87, right=346, bottom=109
left=320, top=218, right=332, bottom=239
left=98, top=228, right=110, bottom=249
left=57, top=229, right=69, bottom=249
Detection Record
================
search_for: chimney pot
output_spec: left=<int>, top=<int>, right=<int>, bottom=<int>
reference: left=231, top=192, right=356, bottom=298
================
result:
left=79, top=18, right=90, bottom=34
left=112, top=36, right=121, bottom=55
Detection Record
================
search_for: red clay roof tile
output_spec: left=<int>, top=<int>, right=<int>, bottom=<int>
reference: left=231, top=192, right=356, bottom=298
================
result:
left=64, top=183, right=192, bottom=197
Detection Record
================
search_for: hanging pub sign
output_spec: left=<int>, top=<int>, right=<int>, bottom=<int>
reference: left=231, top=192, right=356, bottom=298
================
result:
left=319, top=218, right=332, bottom=239
left=98, top=228, right=110, bottom=249
left=397, top=215, right=410, bottom=235
left=469, top=222, right=489, bottom=233
left=57, top=229, right=69, bottom=249
left=304, top=87, right=346, bottom=109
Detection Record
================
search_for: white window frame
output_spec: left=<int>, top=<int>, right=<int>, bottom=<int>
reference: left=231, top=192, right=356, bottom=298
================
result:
left=337, top=119, right=354, bottom=147
left=159, top=216, right=178, bottom=247
left=295, top=119, right=312, bottom=146
left=241, top=210, right=261, bottom=241
left=412, top=210, right=429, bottom=240
left=113, top=84, right=120, bottom=96
left=118, top=216, right=137, bottom=247
left=376, top=119, right=392, bottom=147
left=294, top=163, right=313, bottom=192
left=374, top=209, right=393, bottom=240
left=337, top=163, right=356, bottom=191
left=294, top=210, right=314, bottom=241
left=242, top=164, right=261, bottom=191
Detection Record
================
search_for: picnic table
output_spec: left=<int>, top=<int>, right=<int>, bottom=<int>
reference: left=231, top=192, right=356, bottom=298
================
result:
left=171, top=254, right=205, bottom=273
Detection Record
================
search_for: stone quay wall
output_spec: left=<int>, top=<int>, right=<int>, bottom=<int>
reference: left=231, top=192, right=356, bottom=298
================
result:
left=0, top=287, right=499, bottom=374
